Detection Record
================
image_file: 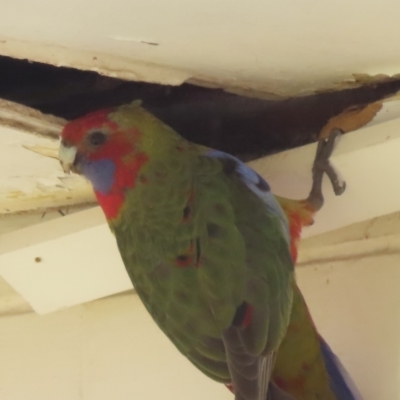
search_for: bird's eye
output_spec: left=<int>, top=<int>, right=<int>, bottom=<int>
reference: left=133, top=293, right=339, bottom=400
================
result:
left=89, top=131, right=107, bottom=146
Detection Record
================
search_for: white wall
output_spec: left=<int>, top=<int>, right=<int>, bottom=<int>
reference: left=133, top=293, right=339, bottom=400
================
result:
left=0, top=292, right=231, bottom=400
left=0, top=252, right=397, bottom=400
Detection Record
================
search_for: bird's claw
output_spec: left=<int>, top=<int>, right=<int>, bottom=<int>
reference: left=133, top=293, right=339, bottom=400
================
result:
left=307, top=128, right=346, bottom=211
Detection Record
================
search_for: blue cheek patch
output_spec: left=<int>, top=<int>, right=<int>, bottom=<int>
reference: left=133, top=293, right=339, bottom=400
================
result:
left=81, top=159, right=116, bottom=194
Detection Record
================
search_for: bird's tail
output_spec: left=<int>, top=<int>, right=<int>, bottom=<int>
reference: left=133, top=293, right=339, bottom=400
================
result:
left=319, top=337, right=363, bottom=400
left=272, top=285, right=363, bottom=400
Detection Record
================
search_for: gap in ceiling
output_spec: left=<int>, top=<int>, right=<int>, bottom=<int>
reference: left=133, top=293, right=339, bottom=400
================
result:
left=2, top=55, right=400, bottom=159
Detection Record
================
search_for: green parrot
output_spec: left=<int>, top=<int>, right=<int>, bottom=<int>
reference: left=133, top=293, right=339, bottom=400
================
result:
left=59, top=102, right=361, bottom=400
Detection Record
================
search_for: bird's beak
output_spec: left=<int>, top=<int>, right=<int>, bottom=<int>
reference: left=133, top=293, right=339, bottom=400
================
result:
left=59, top=143, right=77, bottom=174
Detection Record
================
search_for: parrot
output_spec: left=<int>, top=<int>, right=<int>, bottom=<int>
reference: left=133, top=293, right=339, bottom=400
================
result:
left=58, top=101, right=362, bottom=400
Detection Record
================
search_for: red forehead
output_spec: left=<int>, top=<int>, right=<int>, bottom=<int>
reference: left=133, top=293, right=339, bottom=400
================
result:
left=62, top=108, right=115, bottom=143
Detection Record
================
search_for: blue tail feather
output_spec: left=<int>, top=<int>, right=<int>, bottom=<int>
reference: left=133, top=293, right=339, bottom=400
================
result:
left=319, top=336, right=363, bottom=400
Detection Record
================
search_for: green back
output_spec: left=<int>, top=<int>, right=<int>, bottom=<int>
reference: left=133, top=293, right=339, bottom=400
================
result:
left=109, top=105, right=294, bottom=394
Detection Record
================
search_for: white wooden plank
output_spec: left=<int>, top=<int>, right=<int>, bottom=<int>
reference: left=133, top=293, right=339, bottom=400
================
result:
left=3, top=118, right=400, bottom=313
left=0, top=208, right=131, bottom=313
left=0, top=124, right=94, bottom=214
left=2, top=1, right=400, bottom=96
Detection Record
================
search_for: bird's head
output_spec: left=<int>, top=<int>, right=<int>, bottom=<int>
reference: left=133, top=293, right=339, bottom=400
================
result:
left=59, top=102, right=150, bottom=219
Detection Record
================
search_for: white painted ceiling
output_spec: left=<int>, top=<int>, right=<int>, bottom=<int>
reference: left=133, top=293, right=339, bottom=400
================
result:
left=0, top=0, right=400, bottom=96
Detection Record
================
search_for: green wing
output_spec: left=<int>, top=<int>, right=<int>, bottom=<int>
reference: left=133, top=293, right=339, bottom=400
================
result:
left=112, top=139, right=294, bottom=399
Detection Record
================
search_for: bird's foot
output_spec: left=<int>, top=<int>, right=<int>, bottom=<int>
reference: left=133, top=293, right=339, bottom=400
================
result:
left=307, top=128, right=346, bottom=211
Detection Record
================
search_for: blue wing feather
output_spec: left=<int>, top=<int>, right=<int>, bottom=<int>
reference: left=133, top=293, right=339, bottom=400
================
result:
left=319, top=337, right=363, bottom=400
left=205, top=149, right=290, bottom=245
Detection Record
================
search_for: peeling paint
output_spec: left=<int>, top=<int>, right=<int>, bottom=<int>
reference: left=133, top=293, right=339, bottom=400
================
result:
left=319, top=102, right=383, bottom=138
left=0, top=99, right=66, bottom=138
left=0, top=110, right=95, bottom=215
left=0, top=39, right=192, bottom=87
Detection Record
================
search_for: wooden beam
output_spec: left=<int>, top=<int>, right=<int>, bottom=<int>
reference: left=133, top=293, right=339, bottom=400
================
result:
left=0, top=106, right=94, bottom=214
left=0, top=208, right=132, bottom=313
left=3, top=114, right=400, bottom=313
